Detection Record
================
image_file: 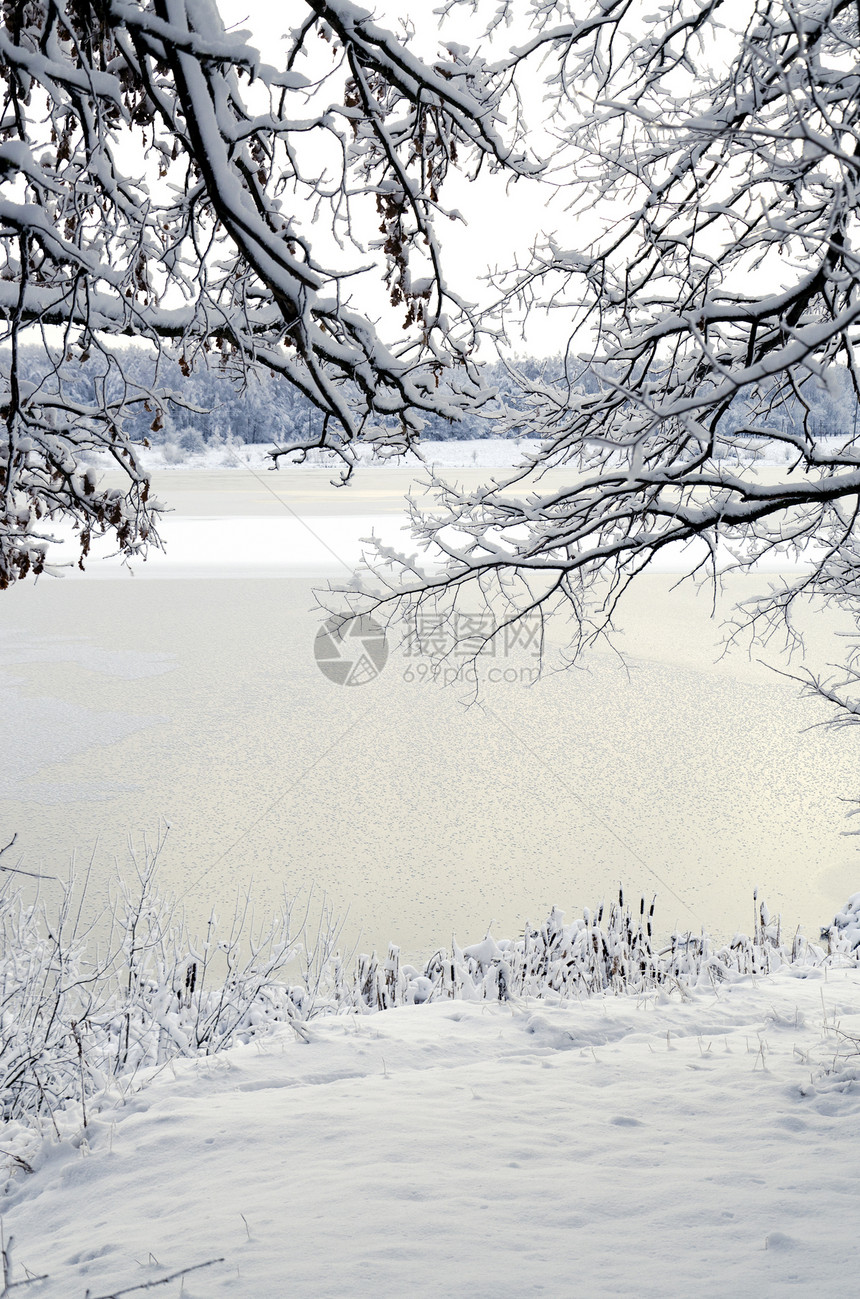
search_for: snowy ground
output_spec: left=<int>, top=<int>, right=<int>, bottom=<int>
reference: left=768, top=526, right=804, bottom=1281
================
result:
left=59, top=437, right=821, bottom=580
left=4, top=964, right=860, bottom=1297
left=55, top=439, right=542, bottom=577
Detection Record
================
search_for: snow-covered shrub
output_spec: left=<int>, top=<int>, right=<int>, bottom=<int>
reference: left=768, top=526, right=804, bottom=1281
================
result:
left=822, top=893, right=860, bottom=952
left=0, top=838, right=310, bottom=1129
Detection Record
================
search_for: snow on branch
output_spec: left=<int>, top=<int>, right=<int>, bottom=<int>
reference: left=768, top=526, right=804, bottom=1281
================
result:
left=0, top=0, right=535, bottom=582
left=331, top=0, right=860, bottom=718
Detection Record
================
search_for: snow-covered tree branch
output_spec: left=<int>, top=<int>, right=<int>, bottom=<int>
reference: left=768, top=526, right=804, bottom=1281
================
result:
left=336, top=0, right=860, bottom=706
left=10, top=0, right=860, bottom=716
left=0, top=0, right=535, bottom=584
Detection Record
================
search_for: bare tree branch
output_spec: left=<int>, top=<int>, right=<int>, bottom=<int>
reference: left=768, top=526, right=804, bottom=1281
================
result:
left=331, top=0, right=860, bottom=720
left=0, top=0, right=536, bottom=582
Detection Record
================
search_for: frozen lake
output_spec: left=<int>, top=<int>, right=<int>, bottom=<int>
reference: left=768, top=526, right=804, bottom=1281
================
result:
left=1, top=457, right=859, bottom=959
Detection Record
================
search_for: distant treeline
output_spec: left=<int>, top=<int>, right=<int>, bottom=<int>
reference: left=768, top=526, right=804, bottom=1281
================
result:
left=8, top=344, right=860, bottom=451
left=10, top=345, right=560, bottom=451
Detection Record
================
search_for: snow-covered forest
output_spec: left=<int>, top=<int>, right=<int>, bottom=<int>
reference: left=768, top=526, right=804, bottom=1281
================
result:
left=2, top=346, right=554, bottom=452
left=8, top=345, right=860, bottom=458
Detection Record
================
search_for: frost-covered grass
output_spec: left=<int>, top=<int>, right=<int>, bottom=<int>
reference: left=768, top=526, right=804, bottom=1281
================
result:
left=1, top=834, right=856, bottom=1144
left=830, top=891, right=860, bottom=950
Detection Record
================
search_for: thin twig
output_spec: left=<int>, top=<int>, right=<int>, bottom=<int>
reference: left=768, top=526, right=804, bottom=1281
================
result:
left=84, top=1257, right=224, bottom=1298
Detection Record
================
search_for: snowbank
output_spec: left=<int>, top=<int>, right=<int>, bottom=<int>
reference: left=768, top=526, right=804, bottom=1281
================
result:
left=0, top=879, right=858, bottom=1296
left=3, top=966, right=859, bottom=1297
left=131, top=435, right=817, bottom=474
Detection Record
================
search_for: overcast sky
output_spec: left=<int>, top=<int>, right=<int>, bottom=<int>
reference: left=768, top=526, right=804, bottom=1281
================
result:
left=218, top=0, right=568, bottom=359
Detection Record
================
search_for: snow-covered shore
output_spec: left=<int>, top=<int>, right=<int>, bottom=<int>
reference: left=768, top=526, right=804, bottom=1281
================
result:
left=132, top=437, right=545, bottom=473
left=130, top=434, right=814, bottom=474
left=3, top=963, right=860, bottom=1297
